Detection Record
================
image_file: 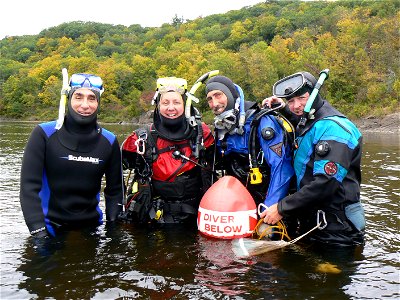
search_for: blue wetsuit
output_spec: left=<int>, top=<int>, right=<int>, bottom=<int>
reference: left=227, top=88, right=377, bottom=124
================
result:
left=216, top=101, right=294, bottom=207
left=20, top=118, right=123, bottom=236
left=278, top=100, right=365, bottom=246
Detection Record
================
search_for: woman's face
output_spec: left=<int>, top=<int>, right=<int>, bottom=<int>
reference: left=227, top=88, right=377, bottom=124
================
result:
left=159, top=91, right=184, bottom=119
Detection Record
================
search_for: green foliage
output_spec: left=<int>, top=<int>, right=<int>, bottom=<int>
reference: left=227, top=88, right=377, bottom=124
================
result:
left=1, top=73, right=41, bottom=118
left=200, top=110, right=215, bottom=126
left=0, top=0, right=399, bottom=121
left=0, top=58, right=24, bottom=83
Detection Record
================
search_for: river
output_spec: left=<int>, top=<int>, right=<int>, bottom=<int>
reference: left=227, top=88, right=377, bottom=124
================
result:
left=0, top=121, right=399, bottom=299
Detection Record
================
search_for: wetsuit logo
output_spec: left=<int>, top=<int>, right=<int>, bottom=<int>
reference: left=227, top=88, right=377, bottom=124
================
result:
left=324, top=161, right=338, bottom=176
left=63, top=155, right=101, bottom=164
left=269, top=142, right=283, bottom=157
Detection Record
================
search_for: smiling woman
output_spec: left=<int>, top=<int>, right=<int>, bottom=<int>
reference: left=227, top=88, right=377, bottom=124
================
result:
left=159, top=92, right=185, bottom=119
left=120, top=76, right=215, bottom=226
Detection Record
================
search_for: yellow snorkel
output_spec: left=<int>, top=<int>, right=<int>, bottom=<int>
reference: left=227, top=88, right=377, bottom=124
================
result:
left=185, top=70, right=220, bottom=126
left=55, top=68, right=70, bottom=130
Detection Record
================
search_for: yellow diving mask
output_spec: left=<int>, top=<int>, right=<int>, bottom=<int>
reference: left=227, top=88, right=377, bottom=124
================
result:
left=157, top=77, right=187, bottom=95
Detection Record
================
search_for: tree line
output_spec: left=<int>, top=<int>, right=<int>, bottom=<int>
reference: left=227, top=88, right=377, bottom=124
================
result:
left=0, top=0, right=398, bottom=122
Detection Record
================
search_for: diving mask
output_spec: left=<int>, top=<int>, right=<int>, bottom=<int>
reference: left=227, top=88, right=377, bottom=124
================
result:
left=273, top=72, right=314, bottom=99
left=69, top=73, right=104, bottom=94
left=157, top=77, right=187, bottom=95
left=214, top=109, right=238, bottom=131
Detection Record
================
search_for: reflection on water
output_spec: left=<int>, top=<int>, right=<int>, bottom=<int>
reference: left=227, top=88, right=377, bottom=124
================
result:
left=1, top=121, right=399, bottom=299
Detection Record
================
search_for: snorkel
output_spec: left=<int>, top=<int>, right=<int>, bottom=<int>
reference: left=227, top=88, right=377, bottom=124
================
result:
left=186, top=70, right=219, bottom=158
left=55, top=68, right=70, bottom=130
left=298, top=69, right=329, bottom=127
left=234, top=84, right=246, bottom=135
left=186, top=70, right=220, bottom=127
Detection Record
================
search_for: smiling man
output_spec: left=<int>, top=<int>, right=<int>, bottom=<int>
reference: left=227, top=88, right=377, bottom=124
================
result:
left=262, top=71, right=365, bottom=247
left=20, top=73, right=124, bottom=240
left=204, top=75, right=294, bottom=215
left=70, top=88, right=99, bottom=117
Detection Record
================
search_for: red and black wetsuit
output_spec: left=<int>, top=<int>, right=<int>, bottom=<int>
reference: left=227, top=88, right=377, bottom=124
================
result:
left=122, top=122, right=214, bottom=224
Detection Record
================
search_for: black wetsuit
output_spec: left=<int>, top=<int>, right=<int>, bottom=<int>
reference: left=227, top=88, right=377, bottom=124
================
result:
left=278, top=100, right=365, bottom=246
left=20, top=118, right=123, bottom=236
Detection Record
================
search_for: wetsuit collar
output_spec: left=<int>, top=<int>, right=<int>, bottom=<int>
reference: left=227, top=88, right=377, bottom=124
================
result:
left=57, top=116, right=101, bottom=152
left=297, top=100, right=345, bottom=136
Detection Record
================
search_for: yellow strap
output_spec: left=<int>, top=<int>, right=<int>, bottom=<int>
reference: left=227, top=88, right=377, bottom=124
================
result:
left=279, top=117, right=293, bottom=133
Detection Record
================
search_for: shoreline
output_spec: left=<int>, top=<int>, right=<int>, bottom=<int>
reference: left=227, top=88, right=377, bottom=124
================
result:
left=352, top=112, right=399, bottom=134
left=1, top=112, right=399, bottom=134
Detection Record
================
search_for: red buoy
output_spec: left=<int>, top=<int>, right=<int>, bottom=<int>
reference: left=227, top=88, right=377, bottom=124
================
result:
left=197, top=176, right=257, bottom=239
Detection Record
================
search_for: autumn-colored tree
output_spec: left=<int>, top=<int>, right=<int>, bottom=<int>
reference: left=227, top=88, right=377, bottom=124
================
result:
left=0, top=0, right=398, bottom=120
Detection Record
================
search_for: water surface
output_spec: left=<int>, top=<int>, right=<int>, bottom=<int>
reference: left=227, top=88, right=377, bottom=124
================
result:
left=1, top=121, right=399, bottom=299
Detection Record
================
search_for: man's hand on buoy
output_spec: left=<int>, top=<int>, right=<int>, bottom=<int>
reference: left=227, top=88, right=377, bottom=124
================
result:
left=259, top=203, right=283, bottom=225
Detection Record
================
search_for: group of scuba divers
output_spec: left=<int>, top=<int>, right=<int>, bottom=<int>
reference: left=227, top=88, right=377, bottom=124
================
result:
left=20, top=68, right=365, bottom=249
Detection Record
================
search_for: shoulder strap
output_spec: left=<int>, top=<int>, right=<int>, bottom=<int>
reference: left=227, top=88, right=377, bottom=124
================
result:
left=275, top=114, right=296, bottom=150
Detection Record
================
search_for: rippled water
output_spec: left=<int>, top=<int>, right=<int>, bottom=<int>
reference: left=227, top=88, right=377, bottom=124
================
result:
left=1, top=122, right=399, bottom=299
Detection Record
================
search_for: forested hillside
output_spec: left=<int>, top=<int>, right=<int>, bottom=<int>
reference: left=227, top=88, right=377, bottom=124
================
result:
left=0, top=0, right=398, bottom=122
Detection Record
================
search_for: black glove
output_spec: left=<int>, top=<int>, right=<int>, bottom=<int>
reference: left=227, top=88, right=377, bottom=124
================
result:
left=33, top=230, right=49, bottom=239
left=30, top=227, right=49, bottom=238
left=30, top=228, right=52, bottom=256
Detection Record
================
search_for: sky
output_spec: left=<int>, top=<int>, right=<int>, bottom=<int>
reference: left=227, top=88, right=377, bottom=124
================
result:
left=1, top=0, right=263, bottom=39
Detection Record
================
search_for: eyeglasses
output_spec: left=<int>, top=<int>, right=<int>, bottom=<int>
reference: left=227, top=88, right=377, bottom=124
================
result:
left=273, top=72, right=311, bottom=99
left=69, top=73, right=103, bottom=90
left=157, top=77, right=187, bottom=95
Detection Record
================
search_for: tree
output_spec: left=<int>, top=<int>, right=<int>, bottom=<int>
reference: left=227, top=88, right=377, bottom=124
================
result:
left=172, top=14, right=184, bottom=27
left=1, top=74, right=40, bottom=118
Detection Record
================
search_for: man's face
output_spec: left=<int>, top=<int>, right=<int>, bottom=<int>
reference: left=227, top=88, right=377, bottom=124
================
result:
left=287, top=92, right=309, bottom=116
left=70, top=88, right=98, bottom=116
left=206, top=90, right=228, bottom=115
left=159, top=91, right=184, bottom=119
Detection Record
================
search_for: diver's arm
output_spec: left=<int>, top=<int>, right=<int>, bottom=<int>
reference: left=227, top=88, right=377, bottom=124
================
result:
left=20, top=126, right=48, bottom=235
left=104, top=136, right=124, bottom=221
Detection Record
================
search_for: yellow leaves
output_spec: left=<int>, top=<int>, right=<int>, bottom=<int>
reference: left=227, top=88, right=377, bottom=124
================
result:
left=56, top=37, right=75, bottom=55
left=275, top=18, right=291, bottom=36
left=28, top=54, right=63, bottom=81
left=1, top=1, right=398, bottom=120
left=38, top=75, right=59, bottom=106
left=224, top=19, right=254, bottom=50
left=67, top=56, right=97, bottom=75
left=230, top=21, right=248, bottom=41
left=36, top=38, right=47, bottom=49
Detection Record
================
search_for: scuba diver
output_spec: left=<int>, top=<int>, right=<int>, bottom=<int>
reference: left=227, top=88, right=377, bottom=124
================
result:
left=120, top=77, right=214, bottom=226
left=20, top=72, right=124, bottom=239
left=261, top=70, right=365, bottom=246
left=205, top=75, right=294, bottom=209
